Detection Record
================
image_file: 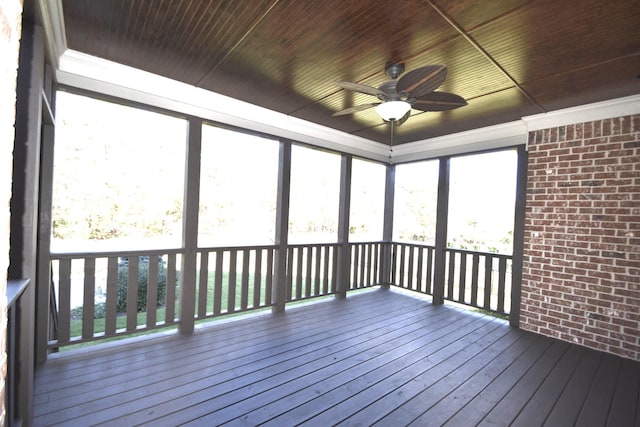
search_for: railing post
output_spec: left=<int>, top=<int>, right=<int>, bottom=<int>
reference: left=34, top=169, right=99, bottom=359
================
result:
left=336, top=155, right=352, bottom=298
left=432, top=157, right=451, bottom=305
left=380, top=164, right=395, bottom=286
left=273, top=140, right=292, bottom=313
left=510, top=145, right=528, bottom=327
left=9, top=23, right=45, bottom=426
left=179, top=117, right=202, bottom=333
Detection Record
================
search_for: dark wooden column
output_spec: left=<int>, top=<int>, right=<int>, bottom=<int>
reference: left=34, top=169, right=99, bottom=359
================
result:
left=380, top=164, right=395, bottom=286
left=336, top=155, right=352, bottom=298
left=509, top=144, right=528, bottom=327
left=179, top=117, right=202, bottom=333
left=432, top=157, right=451, bottom=305
left=272, top=140, right=292, bottom=313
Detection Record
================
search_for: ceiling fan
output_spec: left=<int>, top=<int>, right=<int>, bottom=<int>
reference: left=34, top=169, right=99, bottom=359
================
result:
left=333, top=63, right=467, bottom=124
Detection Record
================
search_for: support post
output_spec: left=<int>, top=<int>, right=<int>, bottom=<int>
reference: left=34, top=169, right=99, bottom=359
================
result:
left=380, top=164, right=395, bottom=286
left=336, top=155, right=352, bottom=298
left=9, top=23, right=46, bottom=426
left=510, top=145, right=528, bottom=327
left=432, top=157, right=450, bottom=305
left=179, top=117, right=202, bottom=333
left=272, top=140, right=292, bottom=313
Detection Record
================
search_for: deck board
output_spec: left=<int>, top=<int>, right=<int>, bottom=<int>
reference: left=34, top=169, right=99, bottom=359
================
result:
left=33, top=287, right=640, bottom=426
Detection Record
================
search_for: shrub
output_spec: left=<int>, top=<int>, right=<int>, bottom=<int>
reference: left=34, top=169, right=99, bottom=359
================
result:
left=117, top=256, right=168, bottom=313
left=70, top=302, right=106, bottom=319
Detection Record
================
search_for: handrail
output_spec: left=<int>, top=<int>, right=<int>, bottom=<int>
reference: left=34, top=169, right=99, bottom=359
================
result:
left=7, top=278, right=30, bottom=307
left=7, top=278, right=31, bottom=426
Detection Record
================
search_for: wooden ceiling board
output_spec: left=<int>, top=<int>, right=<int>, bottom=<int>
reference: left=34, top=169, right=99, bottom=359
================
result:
left=470, top=0, right=640, bottom=85
left=429, top=0, right=531, bottom=32
left=204, top=0, right=459, bottom=105
left=63, top=0, right=277, bottom=85
left=59, top=0, right=640, bottom=146
left=522, top=55, right=640, bottom=111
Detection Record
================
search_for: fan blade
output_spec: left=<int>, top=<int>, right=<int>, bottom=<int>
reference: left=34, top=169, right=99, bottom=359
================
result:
left=396, top=65, right=447, bottom=98
left=332, top=102, right=380, bottom=116
left=411, top=92, right=467, bottom=112
left=336, top=81, right=386, bottom=98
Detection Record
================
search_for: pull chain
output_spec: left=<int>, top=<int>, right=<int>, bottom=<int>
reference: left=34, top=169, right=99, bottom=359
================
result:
left=389, top=119, right=395, bottom=164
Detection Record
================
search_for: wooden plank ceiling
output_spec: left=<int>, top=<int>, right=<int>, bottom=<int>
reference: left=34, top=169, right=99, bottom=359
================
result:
left=61, top=0, right=640, bottom=145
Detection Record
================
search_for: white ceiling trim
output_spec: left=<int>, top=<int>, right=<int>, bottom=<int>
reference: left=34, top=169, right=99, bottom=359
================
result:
left=391, top=121, right=528, bottom=163
left=57, top=50, right=391, bottom=162
left=522, top=94, right=640, bottom=131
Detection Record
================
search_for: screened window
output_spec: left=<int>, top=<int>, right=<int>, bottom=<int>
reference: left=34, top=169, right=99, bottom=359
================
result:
left=198, top=125, right=279, bottom=247
left=52, top=92, right=187, bottom=251
left=393, top=160, right=439, bottom=244
left=448, top=149, right=517, bottom=254
left=288, top=145, right=341, bottom=243
left=349, top=159, right=386, bottom=241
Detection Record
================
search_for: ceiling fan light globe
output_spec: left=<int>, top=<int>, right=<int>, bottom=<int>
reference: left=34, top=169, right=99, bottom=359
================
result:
left=375, top=101, right=411, bottom=121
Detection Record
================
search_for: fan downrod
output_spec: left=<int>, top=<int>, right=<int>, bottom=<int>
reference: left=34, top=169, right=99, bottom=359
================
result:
left=384, top=63, right=405, bottom=79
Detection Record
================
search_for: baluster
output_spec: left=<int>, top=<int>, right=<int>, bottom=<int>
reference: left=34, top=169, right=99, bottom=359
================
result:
left=213, top=250, right=223, bottom=315
left=322, top=246, right=330, bottom=294
left=286, top=247, right=294, bottom=301
left=295, top=247, right=303, bottom=300
left=416, top=247, right=424, bottom=293
left=352, top=244, right=360, bottom=289
left=447, top=251, right=456, bottom=300
left=497, top=257, right=507, bottom=313
left=407, top=246, right=415, bottom=290
left=126, top=256, right=139, bottom=331
left=241, top=249, right=250, bottom=310
left=82, top=257, right=95, bottom=339
left=373, top=243, right=379, bottom=286
left=165, top=253, right=177, bottom=324
left=426, top=247, right=433, bottom=295
left=458, top=252, right=467, bottom=303
left=471, top=254, right=480, bottom=306
left=105, top=257, right=118, bottom=335
left=147, top=255, right=159, bottom=327
left=331, top=245, right=338, bottom=294
left=266, top=248, right=274, bottom=307
left=484, top=255, right=493, bottom=310
left=305, top=247, right=313, bottom=297
left=228, top=250, right=237, bottom=312
left=314, top=245, right=321, bottom=296
left=58, top=258, right=71, bottom=343
left=253, top=249, right=262, bottom=308
left=198, top=251, right=209, bottom=318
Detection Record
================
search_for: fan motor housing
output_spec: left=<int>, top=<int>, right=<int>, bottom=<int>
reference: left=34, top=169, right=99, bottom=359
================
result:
left=385, top=63, right=405, bottom=79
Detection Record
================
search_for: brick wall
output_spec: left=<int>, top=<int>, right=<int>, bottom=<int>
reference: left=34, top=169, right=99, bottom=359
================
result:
left=1, top=0, right=23, bottom=424
left=521, top=114, right=640, bottom=361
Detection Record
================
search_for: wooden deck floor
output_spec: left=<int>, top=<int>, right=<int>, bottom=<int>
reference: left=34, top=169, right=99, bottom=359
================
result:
left=34, top=287, right=640, bottom=426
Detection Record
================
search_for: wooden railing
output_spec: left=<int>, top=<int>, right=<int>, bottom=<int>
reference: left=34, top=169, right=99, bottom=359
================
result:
left=49, top=241, right=512, bottom=348
left=50, top=249, right=182, bottom=347
left=390, top=243, right=435, bottom=294
left=388, top=243, right=512, bottom=315
left=194, top=245, right=276, bottom=319
left=349, top=242, right=384, bottom=290
left=444, top=248, right=512, bottom=314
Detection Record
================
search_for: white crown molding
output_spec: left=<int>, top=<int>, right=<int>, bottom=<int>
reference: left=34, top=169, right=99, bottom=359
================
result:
left=522, top=94, right=640, bottom=131
left=57, top=50, right=390, bottom=162
left=391, top=121, right=528, bottom=163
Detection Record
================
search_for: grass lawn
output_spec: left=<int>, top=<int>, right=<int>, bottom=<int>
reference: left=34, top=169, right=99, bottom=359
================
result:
left=68, top=271, right=270, bottom=341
